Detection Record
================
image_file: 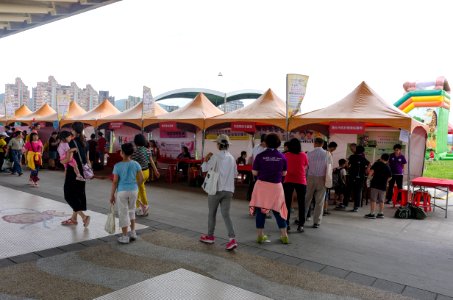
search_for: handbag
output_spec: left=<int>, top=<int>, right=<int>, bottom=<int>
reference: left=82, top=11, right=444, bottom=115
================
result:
left=325, top=152, right=333, bottom=188
left=104, top=204, right=116, bottom=234
left=202, top=156, right=219, bottom=196
left=75, top=141, right=94, bottom=179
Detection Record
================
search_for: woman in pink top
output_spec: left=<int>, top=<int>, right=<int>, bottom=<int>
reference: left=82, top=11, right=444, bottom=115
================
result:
left=283, top=138, right=309, bottom=232
left=24, top=132, right=43, bottom=187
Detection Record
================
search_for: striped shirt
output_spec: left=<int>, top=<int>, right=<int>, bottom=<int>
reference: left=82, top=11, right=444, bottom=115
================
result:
left=306, top=147, right=328, bottom=177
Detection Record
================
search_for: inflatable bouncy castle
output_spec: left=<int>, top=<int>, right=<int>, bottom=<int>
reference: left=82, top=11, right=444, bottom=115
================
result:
left=394, top=77, right=451, bottom=160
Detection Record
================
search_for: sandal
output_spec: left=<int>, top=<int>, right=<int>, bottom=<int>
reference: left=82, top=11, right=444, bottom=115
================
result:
left=83, top=216, right=91, bottom=228
left=61, top=219, right=78, bottom=225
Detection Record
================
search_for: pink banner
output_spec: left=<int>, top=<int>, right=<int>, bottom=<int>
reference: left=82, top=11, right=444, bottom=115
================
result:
left=231, top=122, right=255, bottom=133
left=329, top=122, right=365, bottom=134
left=160, top=122, right=178, bottom=132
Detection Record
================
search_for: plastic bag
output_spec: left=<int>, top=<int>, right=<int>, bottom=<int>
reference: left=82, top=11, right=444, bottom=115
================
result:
left=104, top=205, right=116, bottom=234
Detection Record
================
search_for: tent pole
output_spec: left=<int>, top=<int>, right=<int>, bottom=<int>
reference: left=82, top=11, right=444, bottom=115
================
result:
left=285, top=75, right=289, bottom=142
left=407, top=132, right=411, bottom=200
left=201, top=129, right=206, bottom=159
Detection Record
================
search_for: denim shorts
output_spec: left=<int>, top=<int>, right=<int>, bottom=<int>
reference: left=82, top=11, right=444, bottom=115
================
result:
left=48, top=151, right=58, bottom=160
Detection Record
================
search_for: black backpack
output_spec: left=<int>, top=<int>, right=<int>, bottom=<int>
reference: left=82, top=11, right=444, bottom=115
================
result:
left=409, top=204, right=427, bottom=220
left=332, top=167, right=344, bottom=188
left=394, top=206, right=411, bottom=219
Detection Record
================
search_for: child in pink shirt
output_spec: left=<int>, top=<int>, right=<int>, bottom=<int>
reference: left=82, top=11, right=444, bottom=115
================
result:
left=58, top=131, right=85, bottom=181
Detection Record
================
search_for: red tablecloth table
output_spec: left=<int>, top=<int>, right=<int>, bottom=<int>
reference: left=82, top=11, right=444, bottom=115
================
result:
left=411, top=177, right=453, bottom=218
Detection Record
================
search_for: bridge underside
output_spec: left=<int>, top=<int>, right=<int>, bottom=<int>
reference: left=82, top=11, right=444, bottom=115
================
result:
left=0, top=0, right=121, bottom=39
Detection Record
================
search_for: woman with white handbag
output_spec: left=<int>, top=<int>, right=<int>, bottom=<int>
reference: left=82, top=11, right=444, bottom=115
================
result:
left=199, top=134, right=238, bottom=251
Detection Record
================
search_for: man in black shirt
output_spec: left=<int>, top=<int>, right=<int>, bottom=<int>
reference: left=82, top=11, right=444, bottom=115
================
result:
left=365, top=153, right=392, bottom=219
left=345, top=146, right=370, bottom=212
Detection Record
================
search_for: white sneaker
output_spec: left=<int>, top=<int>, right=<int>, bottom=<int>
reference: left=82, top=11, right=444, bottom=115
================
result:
left=129, top=230, right=137, bottom=241
left=117, top=235, right=130, bottom=244
left=135, top=208, right=143, bottom=216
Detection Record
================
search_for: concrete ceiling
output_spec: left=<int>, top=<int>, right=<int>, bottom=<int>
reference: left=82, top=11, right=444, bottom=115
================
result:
left=0, top=0, right=121, bottom=39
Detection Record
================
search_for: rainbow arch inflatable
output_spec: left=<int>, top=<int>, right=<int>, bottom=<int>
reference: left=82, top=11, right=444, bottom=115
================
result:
left=394, top=89, right=450, bottom=114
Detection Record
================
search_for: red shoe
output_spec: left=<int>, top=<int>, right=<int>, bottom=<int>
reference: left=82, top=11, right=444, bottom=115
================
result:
left=199, top=234, right=215, bottom=244
left=225, top=239, right=238, bottom=251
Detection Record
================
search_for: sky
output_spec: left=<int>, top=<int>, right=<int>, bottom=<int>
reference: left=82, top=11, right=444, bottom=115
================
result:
left=1, top=0, right=453, bottom=121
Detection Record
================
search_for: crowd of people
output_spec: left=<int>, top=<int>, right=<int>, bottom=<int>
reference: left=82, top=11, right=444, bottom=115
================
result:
left=0, top=125, right=407, bottom=249
left=198, top=134, right=407, bottom=250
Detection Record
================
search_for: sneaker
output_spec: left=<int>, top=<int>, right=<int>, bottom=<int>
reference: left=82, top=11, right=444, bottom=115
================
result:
left=365, top=213, right=376, bottom=219
left=306, top=217, right=312, bottom=221
left=350, top=208, right=359, bottom=212
left=18, top=172, right=23, bottom=176
left=76, top=175, right=86, bottom=181
left=117, top=235, right=130, bottom=244
left=323, top=211, right=331, bottom=215
left=199, top=234, right=215, bottom=244
left=385, top=200, right=391, bottom=204
left=280, top=236, right=289, bottom=244
left=376, top=213, right=384, bottom=219
left=257, top=235, right=270, bottom=244
left=312, top=223, right=320, bottom=228
left=135, top=208, right=143, bottom=216
left=294, top=219, right=300, bottom=225
left=297, top=226, right=304, bottom=233
left=129, top=230, right=137, bottom=241
left=225, top=239, right=238, bottom=251
left=335, top=204, right=346, bottom=210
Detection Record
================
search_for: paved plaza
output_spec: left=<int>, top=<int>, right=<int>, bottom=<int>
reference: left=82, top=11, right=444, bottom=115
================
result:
left=0, top=170, right=453, bottom=299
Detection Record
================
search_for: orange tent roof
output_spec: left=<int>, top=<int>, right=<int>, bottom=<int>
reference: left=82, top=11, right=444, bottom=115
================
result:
left=0, top=104, right=33, bottom=123
left=60, top=99, right=120, bottom=127
left=15, top=103, right=57, bottom=123
left=205, top=88, right=287, bottom=129
left=15, top=104, right=33, bottom=118
left=289, top=81, right=426, bottom=132
left=98, top=101, right=168, bottom=127
left=144, top=93, right=223, bottom=129
left=63, top=101, right=87, bottom=119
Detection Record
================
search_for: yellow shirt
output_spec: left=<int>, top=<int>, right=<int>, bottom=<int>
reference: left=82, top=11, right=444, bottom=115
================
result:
left=0, top=139, right=6, bottom=153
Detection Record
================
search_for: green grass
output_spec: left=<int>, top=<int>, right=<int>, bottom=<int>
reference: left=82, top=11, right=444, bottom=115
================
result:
left=423, top=160, right=453, bottom=179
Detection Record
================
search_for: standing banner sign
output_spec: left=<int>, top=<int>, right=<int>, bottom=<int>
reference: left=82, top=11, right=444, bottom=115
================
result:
left=142, top=86, right=154, bottom=116
left=286, top=74, right=309, bottom=117
left=57, top=94, right=71, bottom=120
left=5, top=102, right=14, bottom=120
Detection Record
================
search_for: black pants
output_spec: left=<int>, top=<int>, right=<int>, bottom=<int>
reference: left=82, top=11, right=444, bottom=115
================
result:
left=283, top=182, right=307, bottom=227
left=344, top=178, right=363, bottom=209
left=0, top=152, right=4, bottom=171
left=247, top=177, right=257, bottom=201
left=387, top=174, right=403, bottom=201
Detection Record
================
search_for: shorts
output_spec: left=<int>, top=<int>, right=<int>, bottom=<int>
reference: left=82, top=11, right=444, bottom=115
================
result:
left=370, top=188, right=386, bottom=203
left=49, top=151, right=58, bottom=160
left=334, top=185, right=345, bottom=195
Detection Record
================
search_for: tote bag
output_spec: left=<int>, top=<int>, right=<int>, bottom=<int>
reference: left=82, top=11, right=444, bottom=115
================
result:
left=76, top=141, right=94, bottom=179
left=325, top=152, right=333, bottom=188
left=202, top=157, right=219, bottom=196
left=104, top=205, right=116, bottom=234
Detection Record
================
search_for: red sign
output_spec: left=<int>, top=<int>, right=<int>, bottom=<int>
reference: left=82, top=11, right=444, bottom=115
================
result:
left=109, top=122, right=123, bottom=129
left=160, top=122, right=178, bottom=132
left=231, top=122, right=255, bottom=133
left=329, top=122, right=365, bottom=134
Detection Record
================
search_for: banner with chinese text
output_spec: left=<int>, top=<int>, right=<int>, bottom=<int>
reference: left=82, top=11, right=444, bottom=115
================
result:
left=142, top=86, right=154, bottom=116
left=287, top=74, right=309, bottom=116
left=329, top=122, right=365, bottom=134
